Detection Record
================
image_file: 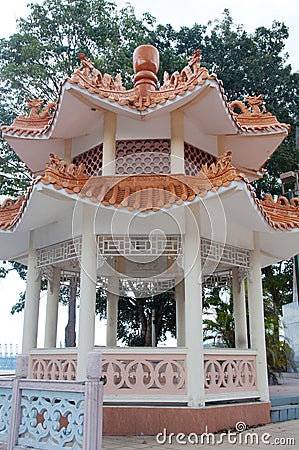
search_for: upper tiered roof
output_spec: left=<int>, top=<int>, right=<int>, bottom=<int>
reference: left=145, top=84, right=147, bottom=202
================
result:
left=1, top=45, right=290, bottom=177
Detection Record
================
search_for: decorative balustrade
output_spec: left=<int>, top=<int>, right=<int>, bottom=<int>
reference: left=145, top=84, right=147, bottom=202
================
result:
left=0, top=381, right=12, bottom=446
left=102, top=353, right=186, bottom=396
left=18, top=382, right=85, bottom=449
left=204, top=350, right=258, bottom=399
left=30, top=352, right=77, bottom=380
left=0, top=353, right=103, bottom=450
left=28, top=349, right=258, bottom=402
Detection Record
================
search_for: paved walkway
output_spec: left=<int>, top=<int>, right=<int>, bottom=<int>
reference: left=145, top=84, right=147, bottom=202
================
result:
left=103, top=420, right=298, bottom=448
left=103, top=374, right=299, bottom=449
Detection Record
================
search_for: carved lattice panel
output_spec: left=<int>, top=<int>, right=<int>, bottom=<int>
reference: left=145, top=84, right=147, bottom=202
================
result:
left=116, top=139, right=170, bottom=174
left=72, top=144, right=103, bottom=176
left=184, top=142, right=216, bottom=176
left=204, top=354, right=257, bottom=394
left=0, top=387, right=12, bottom=442
left=102, top=354, right=186, bottom=395
left=18, top=389, right=84, bottom=449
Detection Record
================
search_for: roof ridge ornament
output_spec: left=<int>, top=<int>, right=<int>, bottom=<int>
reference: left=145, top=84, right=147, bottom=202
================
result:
left=1, top=98, right=56, bottom=134
left=71, top=53, right=126, bottom=92
left=229, top=94, right=290, bottom=130
left=160, top=49, right=202, bottom=91
left=133, top=45, right=160, bottom=97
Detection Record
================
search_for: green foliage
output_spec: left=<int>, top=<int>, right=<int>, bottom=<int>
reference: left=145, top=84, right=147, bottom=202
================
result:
left=96, top=288, right=176, bottom=346
left=203, top=287, right=235, bottom=347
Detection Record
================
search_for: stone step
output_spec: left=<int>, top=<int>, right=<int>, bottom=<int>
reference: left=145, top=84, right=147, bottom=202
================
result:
left=270, top=404, right=299, bottom=423
left=270, top=395, right=299, bottom=407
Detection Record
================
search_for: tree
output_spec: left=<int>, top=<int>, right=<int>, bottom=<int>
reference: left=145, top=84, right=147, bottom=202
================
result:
left=96, top=286, right=176, bottom=346
left=203, top=287, right=235, bottom=348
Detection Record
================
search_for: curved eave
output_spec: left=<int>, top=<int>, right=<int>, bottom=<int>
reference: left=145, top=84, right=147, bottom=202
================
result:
left=225, top=131, right=289, bottom=176
left=0, top=184, right=74, bottom=260
left=218, top=181, right=299, bottom=266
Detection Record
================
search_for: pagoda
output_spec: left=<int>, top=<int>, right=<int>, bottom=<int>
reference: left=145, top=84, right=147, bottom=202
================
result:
left=0, top=44, right=298, bottom=435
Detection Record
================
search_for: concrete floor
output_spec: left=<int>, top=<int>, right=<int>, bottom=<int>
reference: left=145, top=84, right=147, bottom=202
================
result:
left=102, top=420, right=298, bottom=449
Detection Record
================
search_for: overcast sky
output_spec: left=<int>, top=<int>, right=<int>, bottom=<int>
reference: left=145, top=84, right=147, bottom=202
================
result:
left=0, top=0, right=298, bottom=352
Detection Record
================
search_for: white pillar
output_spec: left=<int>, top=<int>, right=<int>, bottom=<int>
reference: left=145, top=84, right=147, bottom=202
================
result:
left=184, top=202, right=205, bottom=406
left=44, top=267, right=61, bottom=348
left=64, top=138, right=72, bottom=164
left=106, top=274, right=119, bottom=347
left=77, top=204, right=97, bottom=380
left=232, top=267, right=248, bottom=349
left=175, top=280, right=185, bottom=346
left=170, top=109, right=185, bottom=173
left=22, top=231, right=41, bottom=354
left=102, top=111, right=116, bottom=175
left=247, top=232, right=269, bottom=402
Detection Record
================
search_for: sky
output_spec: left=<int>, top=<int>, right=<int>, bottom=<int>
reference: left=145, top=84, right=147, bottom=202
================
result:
left=0, top=0, right=298, bottom=353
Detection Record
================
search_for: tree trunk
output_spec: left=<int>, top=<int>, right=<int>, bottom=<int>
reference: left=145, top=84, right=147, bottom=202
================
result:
left=65, top=277, right=77, bottom=347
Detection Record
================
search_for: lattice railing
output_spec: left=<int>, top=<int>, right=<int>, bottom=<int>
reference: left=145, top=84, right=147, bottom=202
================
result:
left=29, top=349, right=258, bottom=402
left=97, top=235, right=182, bottom=256
left=101, top=353, right=186, bottom=396
left=18, top=384, right=85, bottom=449
left=36, top=237, right=82, bottom=268
left=0, top=383, right=12, bottom=445
left=30, top=353, right=77, bottom=380
left=0, top=353, right=103, bottom=450
left=201, top=238, right=250, bottom=268
left=204, top=352, right=257, bottom=396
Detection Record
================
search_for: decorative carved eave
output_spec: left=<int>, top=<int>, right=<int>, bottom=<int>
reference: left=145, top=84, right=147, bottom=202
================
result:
left=1, top=152, right=299, bottom=231
left=1, top=98, right=56, bottom=137
left=259, top=194, right=299, bottom=230
left=1, top=49, right=290, bottom=139
left=39, top=151, right=244, bottom=212
left=229, top=95, right=290, bottom=132
left=41, top=153, right=89, bottom=194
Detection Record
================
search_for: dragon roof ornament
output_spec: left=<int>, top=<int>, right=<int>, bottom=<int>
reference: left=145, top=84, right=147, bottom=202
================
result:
left=1, top=98, right=55, bottom=136
left=229, top=95, right=290, bottom=131
left=0, top=152, right=299, bottom=230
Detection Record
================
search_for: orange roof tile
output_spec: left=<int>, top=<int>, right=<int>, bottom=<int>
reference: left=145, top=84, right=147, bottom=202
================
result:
left=1, top=98, right=56, bottom=137
left=0, top=196, right=26, bottom=230
left=1, top=152, right=299, bottom=231
left=1, top=49, right=290, bottom=138
left=259, top=194, right=299, bottom=230
left=40, top=152, right=243, bottom=212
left=229, top=95, right=290, bottom=132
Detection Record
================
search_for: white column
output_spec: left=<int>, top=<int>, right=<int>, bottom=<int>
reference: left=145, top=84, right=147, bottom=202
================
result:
left=77, top=204, right=97, bottom=380
left=106, top=274, right=119, bottom=347
left=247, top=231, right=269, bottom=402
left=232, top=267, right=248, bottom=349
left=64, top=138, right=72, bottom=164
left=170, top=109, right=185, bottom=173
left=102, top=111, right=116, bottom=175
left=44, top=267, right=61, bottom=348
left=184, top=202, right=205, bottom=407
left=22, top=231, right=41, bottom=354
left=175, top=280, right=185, bottom=346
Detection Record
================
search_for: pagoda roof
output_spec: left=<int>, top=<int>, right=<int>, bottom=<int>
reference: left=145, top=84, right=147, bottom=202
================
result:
left=1, top=48, right=290, bottom=177
left=1, top=152, right=299, bottom=267
left=1, top=152, right=298, bottom=231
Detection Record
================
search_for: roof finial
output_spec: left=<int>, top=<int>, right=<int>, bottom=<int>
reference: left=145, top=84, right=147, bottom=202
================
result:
left=133, top=45, right=159, bottom=97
